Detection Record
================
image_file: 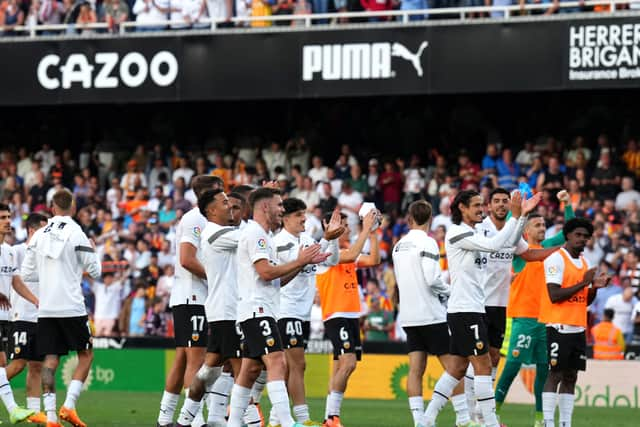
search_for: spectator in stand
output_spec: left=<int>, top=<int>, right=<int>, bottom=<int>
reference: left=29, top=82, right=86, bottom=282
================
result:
left=252, top=158, right=270, bottom=185
left=430, top=197, right=452, bottom=231
left=27, top=171, right=49, bottom=211
left=348, top=163, right=368, bottom=195
left=591, top=308, right=625, bottom=360
left=92, top=272, right=124, bottom=337
left=457, top=150, right=480, bottom=190
left=119, top=284, right=147, bottom=337
left=337, top=180, right=363, bottom=236
left=249, top=0, right=273, bottom=27
left=1, top=0, right=24, bottom=36
left=210, top=154, right=232, bottom=191
left=172, top=156, right=195, bottom=186
left=605, top=286, right=638, bottom=343
left=379, top=160, right=403, bottom=215
left=481, top=142, right=500, bottom=178
left=102, top=0, right=129, bottom=32
left=536, top=155, right=565, bottom=197
left=271, top=0, right=294, bottom=24
left=401, top=154, right=426, bottom=211
left=592, top=150, right=621, bottom=201
left=496, top=147, right=520, bottom=191
left=38, top=0, right=66, bottom=33
left=121, top=160, right=147, bottom=194
left=515, top=141, right=536, bottom=170
left=233, top=158, right=252, bottom=186
left=132, top=0, right=167, bottom=31
left=318, top=181, right=337, bottom=214
left=619, top=250, right=640, bottom=289
left=632, top=301, right=640, bottom=344
left=623, top=138, right=640, bottom=179
left=308, top=155, right=328, bottom=184
left=334, top=154, right=351, bottom=180
left=75, top=2, right=97, bottom=34
left=615, top=176, right=640, bottom=212
left=565, top=135, right=592, bottom=168
left=148, top=158, right=171, bottom=191
left=399, top=0, right=427, bottom=21
left=290, top=176, right=319, bottom=211
left=146, top=185, right=165, bottom=213
left=262, top=141, right=287, bottom=175
left=145, top=298, right=167, bottom=336
left=286, top=137, right=311, bottom=175
left=363, top=297, right=394, bottom=341
left=360, top=0, right=393, bottom=20
left=366, top=158, right=380, bottom=203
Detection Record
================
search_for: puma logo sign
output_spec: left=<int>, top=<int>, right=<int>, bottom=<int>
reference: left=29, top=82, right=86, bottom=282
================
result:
left=391, top=42, right=429, bottom=77
left=302, top=41, right=429, bottom=81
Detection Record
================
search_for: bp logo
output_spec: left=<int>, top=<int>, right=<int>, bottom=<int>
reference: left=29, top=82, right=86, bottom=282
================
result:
left=62, top=355, right=94, bottom=391
left=391, top=363, right=410, bottom=399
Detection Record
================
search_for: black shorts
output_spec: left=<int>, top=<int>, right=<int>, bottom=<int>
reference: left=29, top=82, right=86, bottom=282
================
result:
left=546, top=327, right=587, bottom=372
left=277, top=318, right=310, bottom=350
left=239, top=317, right=283, bottom=359
left=207, top=321, right=242, bottom=360
left=484, top=306, right=507, bottom=349
left=0, top=320, right=10, bottom=354
left=447, top=312, right=490, bottom=357
left=10, top=321, right=43, bottom=361
left=324, top=317, right=362, bottom=361
left=172, top=305, right=208, bottom=348
left=37, top=316, right=92, bottom=356
left=403, top=323, right=450, bottom=355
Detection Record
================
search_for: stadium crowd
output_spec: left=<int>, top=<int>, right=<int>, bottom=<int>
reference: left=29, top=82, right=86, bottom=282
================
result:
left=0, top=136, right=639, bottom=345
left=0, top=0, right=638, bottom=34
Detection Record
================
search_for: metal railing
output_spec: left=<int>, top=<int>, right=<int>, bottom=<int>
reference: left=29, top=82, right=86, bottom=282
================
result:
left=0, top=0, right=637, bottom=38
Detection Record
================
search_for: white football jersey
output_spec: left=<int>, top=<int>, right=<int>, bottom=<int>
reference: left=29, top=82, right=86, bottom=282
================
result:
left=477, top=216, right=528, bottom=307
left=274, top=230, right=339, bottom=321
left=0, top=243, right=17, bottom=322
left=236, top=220, right=279, bottom=322
left=393, top=229, right=449, bottom=327
left=170, top=208, right=208, bottom=308
left=201, top=222, right=242, bottom=322
left=21, top=215, right=101, bottom=318
left=445, top=217, right=526, bottom=314
left=10, top=243, right=38, bottom=323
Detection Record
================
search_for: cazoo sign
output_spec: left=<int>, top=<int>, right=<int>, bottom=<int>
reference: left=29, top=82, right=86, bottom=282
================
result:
left=37, top=51, right=178, bottom=90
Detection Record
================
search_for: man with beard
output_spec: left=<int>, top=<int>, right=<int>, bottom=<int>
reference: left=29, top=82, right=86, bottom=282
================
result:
left=226, top=188, right=329, bottom=427
left=465, top=188, right=558, bottom=423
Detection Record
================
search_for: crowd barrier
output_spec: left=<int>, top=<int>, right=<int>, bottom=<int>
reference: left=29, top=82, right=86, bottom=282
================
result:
left=9, top=339, right=639, bottom=408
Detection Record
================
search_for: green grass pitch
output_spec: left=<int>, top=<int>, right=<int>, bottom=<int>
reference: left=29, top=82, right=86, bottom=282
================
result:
left=5, top=390, right=637, bottom=426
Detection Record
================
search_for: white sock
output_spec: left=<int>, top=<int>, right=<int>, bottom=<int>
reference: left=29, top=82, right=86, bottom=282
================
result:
left=542, top=392, right=558, bottom=427
left=27, top=396, right=41, bottom=412
left=452, top=393, right=471, bottom=425
left=327, top=391, right=344, bottom=418
left=423, top=372, right=459, bottom=425
left=208, top=372, right=234, bottom=423
left=558, top=393, right=574, bottom=427
left=475, top=375, right=498, bottom=427
left=62, top=379, right=83, bottom=410
left=464, top=364, right=476, bottom=420
left=158, top=391, right=180, bottom=425
left=269, top=407, right=281, bottom=426
left=324, top=393, right=331, bottom=419
left=177, top=397, right=201, bottom=425
left=228, top=384, right=252, bottom=427
left=251, top=370, right=267, bottom=403
left=267, top=380, right=295, bottom=427
left=0, top=367, right=17, bottom=412
left=293, top=404, right=310, bottom=423
left=43, top=392, right=57, bottom=422
left=243, top=402, right=263, bottom=427
left=408, top=396, right=424, bottom=425
left=491, top=366, right=498, bottom=383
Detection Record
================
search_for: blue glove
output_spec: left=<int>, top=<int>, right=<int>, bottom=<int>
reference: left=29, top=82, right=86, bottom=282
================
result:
left=519, top=182, right=533, bottom=199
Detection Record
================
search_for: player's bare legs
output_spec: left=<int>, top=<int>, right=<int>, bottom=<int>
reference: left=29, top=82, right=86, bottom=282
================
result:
left=5, top=359, right=27, bottom=380
left=184, top=346, right=207, bottom=387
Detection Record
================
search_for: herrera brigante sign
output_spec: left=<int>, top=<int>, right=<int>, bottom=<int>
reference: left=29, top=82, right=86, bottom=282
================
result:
left=569, top=22, right=640, bottom=81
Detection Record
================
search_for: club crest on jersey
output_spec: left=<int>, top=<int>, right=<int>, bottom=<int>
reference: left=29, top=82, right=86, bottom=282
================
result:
left=14, top=347, right=20, bottom=355
left=475, top=341, right=484, bottom=351
left=193, top=226, right=201, bottom=237
left=266, top=337, right=275, bottom=347
left=343, top=341, right=351, bottom=349
left=192, top=333, right=200, bottom=342
left=257, top=238, right=267, bottom=249
left=550, top=358, right=558, bottom=367
left=512, top=349, right=520, bottom=358
left=290, top=337, right=298, bottom=346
